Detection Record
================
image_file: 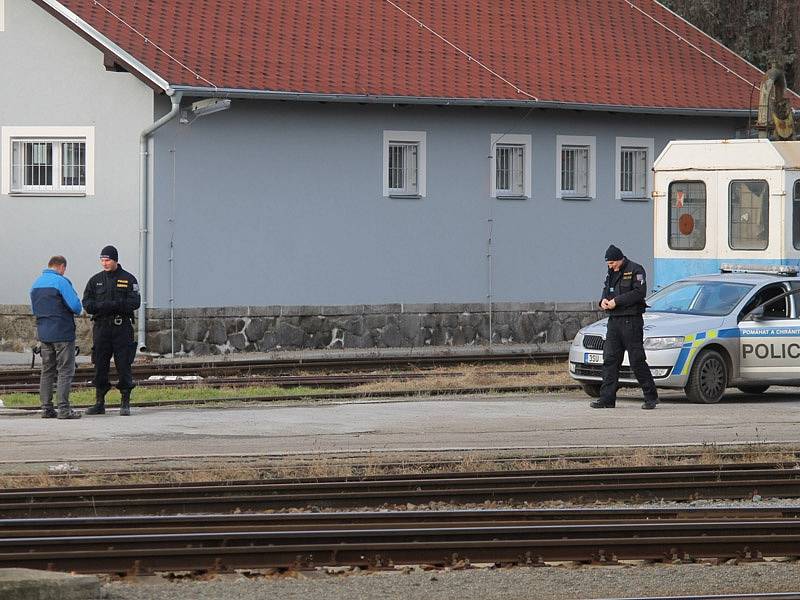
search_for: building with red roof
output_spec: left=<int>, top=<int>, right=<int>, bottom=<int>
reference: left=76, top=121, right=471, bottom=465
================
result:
left=1, top=0, right=794, bottom=354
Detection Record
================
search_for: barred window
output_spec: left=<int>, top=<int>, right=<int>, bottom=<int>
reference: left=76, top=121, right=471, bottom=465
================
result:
left=490, top=133, right=531, bottom=199
left=383, top=131, right=425, bottom=198
left=620, top=147, right=647, bottom=198
left=668, top=181, right=706, bottom=250
left=560, top=145, right=589, bottom=197
left=495, top=144, right=524, bottom=196
left=11, top=139, right=86, bottom=194
left=388, top=142, right=418, bottom=195
left=729, top=180, right=769, bottom=250
left=793, top=180, right=800, bottom=250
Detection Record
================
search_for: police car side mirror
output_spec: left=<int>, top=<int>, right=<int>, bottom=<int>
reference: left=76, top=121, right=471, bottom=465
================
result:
left=746, top=305, right=765, bottom=320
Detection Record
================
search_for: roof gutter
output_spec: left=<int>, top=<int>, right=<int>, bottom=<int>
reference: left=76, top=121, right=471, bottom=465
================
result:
left=37, top=0, right=169, bottom=91
left=170, top=86, right=757, bottom=117
left=138, top=90, right=182, bottom=352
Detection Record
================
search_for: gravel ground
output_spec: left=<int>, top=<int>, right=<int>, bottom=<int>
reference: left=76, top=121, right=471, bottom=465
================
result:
left=103, top=562, right=800, bottom=599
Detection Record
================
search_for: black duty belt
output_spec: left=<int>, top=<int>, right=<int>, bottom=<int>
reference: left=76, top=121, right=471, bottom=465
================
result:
left=93, top=315, right=134, bottom=326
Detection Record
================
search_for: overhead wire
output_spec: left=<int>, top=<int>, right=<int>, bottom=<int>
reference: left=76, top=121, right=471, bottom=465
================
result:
left=381, top=0, right=539, bottom=101
left=623, top=0, right=760, bottom=91
left=380, top=0, right=543, bottom=348
left=90, top=0, right=218, bottom=90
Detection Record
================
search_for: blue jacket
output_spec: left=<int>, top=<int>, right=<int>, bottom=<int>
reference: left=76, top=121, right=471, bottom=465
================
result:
left=30, top=269, right=82, bottom=342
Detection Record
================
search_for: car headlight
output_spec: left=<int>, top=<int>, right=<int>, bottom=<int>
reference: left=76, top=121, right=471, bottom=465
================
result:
left=643, top=336, right=685, bottom=350
left=572, top=332, right=584, bottom=347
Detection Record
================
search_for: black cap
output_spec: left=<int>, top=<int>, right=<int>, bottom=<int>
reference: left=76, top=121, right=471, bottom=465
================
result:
left=100, top=245, right=118, bottom=262
left=604, top=244, right=624, bottom=261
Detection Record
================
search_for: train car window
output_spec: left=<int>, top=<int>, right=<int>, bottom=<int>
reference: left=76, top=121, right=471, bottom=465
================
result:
left=729, top=180, right=769, bottom=250
left=793, top=180, right=800, bottom=250
left=668, top=181, right=706, bottom=250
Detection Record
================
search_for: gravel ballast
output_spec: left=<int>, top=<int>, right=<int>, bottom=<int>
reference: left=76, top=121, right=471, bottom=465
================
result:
left=103, top=562, right=800, bottom=600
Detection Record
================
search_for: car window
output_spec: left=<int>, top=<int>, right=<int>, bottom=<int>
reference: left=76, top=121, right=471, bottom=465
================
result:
left=740, top=283, right=791, bottom=320
left=648, top=281, right=753, bottom=316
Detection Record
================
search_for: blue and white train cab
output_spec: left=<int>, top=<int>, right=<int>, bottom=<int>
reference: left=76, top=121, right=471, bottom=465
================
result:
left=653, top=139, right=800, bottom=290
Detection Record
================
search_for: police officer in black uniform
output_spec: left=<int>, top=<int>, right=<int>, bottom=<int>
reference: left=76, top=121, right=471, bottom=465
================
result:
left=82, top=245, right=140, bottom=416
left=591, top=244, right=659, bottom=410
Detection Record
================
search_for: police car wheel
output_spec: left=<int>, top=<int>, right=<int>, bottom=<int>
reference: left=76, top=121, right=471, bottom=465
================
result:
left=580, top=383, right=602, bottom=398
left=737, top=385, right=770, bottom=395
left=685, top=349, right=728, bottom=404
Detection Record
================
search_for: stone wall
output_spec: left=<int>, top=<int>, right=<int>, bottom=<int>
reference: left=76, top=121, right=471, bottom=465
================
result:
left=1, top=302, right=604, bottom=356
left=0, top=305, right=94, bottom=353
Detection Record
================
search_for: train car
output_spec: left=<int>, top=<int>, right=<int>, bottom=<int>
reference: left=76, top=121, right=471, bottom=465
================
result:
left=652, top=138, right=800, bottom=290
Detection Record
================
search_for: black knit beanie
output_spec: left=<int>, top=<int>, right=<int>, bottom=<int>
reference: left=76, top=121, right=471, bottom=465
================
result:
left=100, top=245, right=119, bottom=262
left=604, top=244, right=624, bottom=261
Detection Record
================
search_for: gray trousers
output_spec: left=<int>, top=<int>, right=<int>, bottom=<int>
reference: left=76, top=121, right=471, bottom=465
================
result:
left=39, top=342, right=76, bottom=413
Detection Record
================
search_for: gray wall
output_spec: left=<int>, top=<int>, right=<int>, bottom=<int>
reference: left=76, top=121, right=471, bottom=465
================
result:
left=0, top=0, right=152, bottom=304
left=0, top=2, right=746, bottom=310
left=151, top=100, right=743, bottom=307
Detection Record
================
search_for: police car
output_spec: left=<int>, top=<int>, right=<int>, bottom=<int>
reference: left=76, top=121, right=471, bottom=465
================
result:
left=569, top=265, right=800, bottom=403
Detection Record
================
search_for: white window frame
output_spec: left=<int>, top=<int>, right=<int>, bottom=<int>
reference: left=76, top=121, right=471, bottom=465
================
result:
left=0, top=0, right=5, bottom=32
left=490, top=133, right=531, bottom=199
left=615, top=136, right=654, bottom=201
left=556, top=135, right=595, bottom=200
left=2, top=126, right=95, bottom=196
left=383, top=130, right=426, bottom=198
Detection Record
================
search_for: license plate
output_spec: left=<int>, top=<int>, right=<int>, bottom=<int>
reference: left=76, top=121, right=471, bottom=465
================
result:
left=584, top=353, right=603, bottom=364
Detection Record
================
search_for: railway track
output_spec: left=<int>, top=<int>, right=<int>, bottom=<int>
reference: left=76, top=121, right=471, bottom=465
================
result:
left=3, top=463, right=800, bottom=517
left=0, top=368, right=568, bottom=395
left=4, top=506, right=800, bottom=536
left=2, top=508, right=800, bottom=573
left=3, top=448, right=796, bottom=486
left=0, top=351, right=567, bottom=389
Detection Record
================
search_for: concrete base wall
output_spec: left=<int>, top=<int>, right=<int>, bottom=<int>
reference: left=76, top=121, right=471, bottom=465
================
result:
left=1, top=303, right=604, bottom=356
left=0, top=305, right=94, bottom=354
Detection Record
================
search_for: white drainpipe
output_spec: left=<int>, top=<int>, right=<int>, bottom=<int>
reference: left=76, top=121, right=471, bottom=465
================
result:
left=138, top=90, right=183, bottom=351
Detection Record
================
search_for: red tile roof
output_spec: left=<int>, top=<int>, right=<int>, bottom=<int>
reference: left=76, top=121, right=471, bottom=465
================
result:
left=42, top=0, right=797, bottom=111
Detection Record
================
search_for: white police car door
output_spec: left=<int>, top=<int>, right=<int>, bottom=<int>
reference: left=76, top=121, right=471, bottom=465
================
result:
left=738, top=283, right=800, bottom=380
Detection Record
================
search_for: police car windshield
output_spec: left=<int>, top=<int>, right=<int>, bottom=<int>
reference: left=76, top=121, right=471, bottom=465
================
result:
left=647, top=281, right=754, bottom=316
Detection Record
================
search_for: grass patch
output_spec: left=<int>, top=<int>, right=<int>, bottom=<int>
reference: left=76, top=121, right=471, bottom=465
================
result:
left=0, top=362, right=575, bottom=409
left=0, top=385, right=330, bottom=408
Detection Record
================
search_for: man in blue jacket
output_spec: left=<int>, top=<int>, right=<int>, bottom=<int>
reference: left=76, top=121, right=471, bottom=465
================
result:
left=30, top=256, right=83, bottom=419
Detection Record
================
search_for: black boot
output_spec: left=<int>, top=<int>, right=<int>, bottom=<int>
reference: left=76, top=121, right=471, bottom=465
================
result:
left=85, top=389, right=107, bottom=415
left=119, top=390, right=131, bottom=416
left=641, top=398, right=659, bottom=410
left=589, top=399, right=616, bottom=408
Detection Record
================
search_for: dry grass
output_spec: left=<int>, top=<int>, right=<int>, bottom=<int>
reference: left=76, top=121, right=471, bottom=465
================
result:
left=350, top=362, right=574, bottom=394
left=2, top=443, right=799, bottom=489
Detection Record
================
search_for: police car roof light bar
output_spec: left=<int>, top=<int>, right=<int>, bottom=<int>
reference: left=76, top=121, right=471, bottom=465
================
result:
left=719, top=264, right=799, bottom=276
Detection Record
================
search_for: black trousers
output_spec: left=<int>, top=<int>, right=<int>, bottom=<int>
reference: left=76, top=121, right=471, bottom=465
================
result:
left=599, top=314, right=658, bottom=403
left=93, top=321, right=136, bottom=393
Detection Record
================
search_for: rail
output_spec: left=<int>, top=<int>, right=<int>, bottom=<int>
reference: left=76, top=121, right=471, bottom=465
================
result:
left=2, top=463, right=799, bottom=516
left=2, top=509, right=800, bottom=573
